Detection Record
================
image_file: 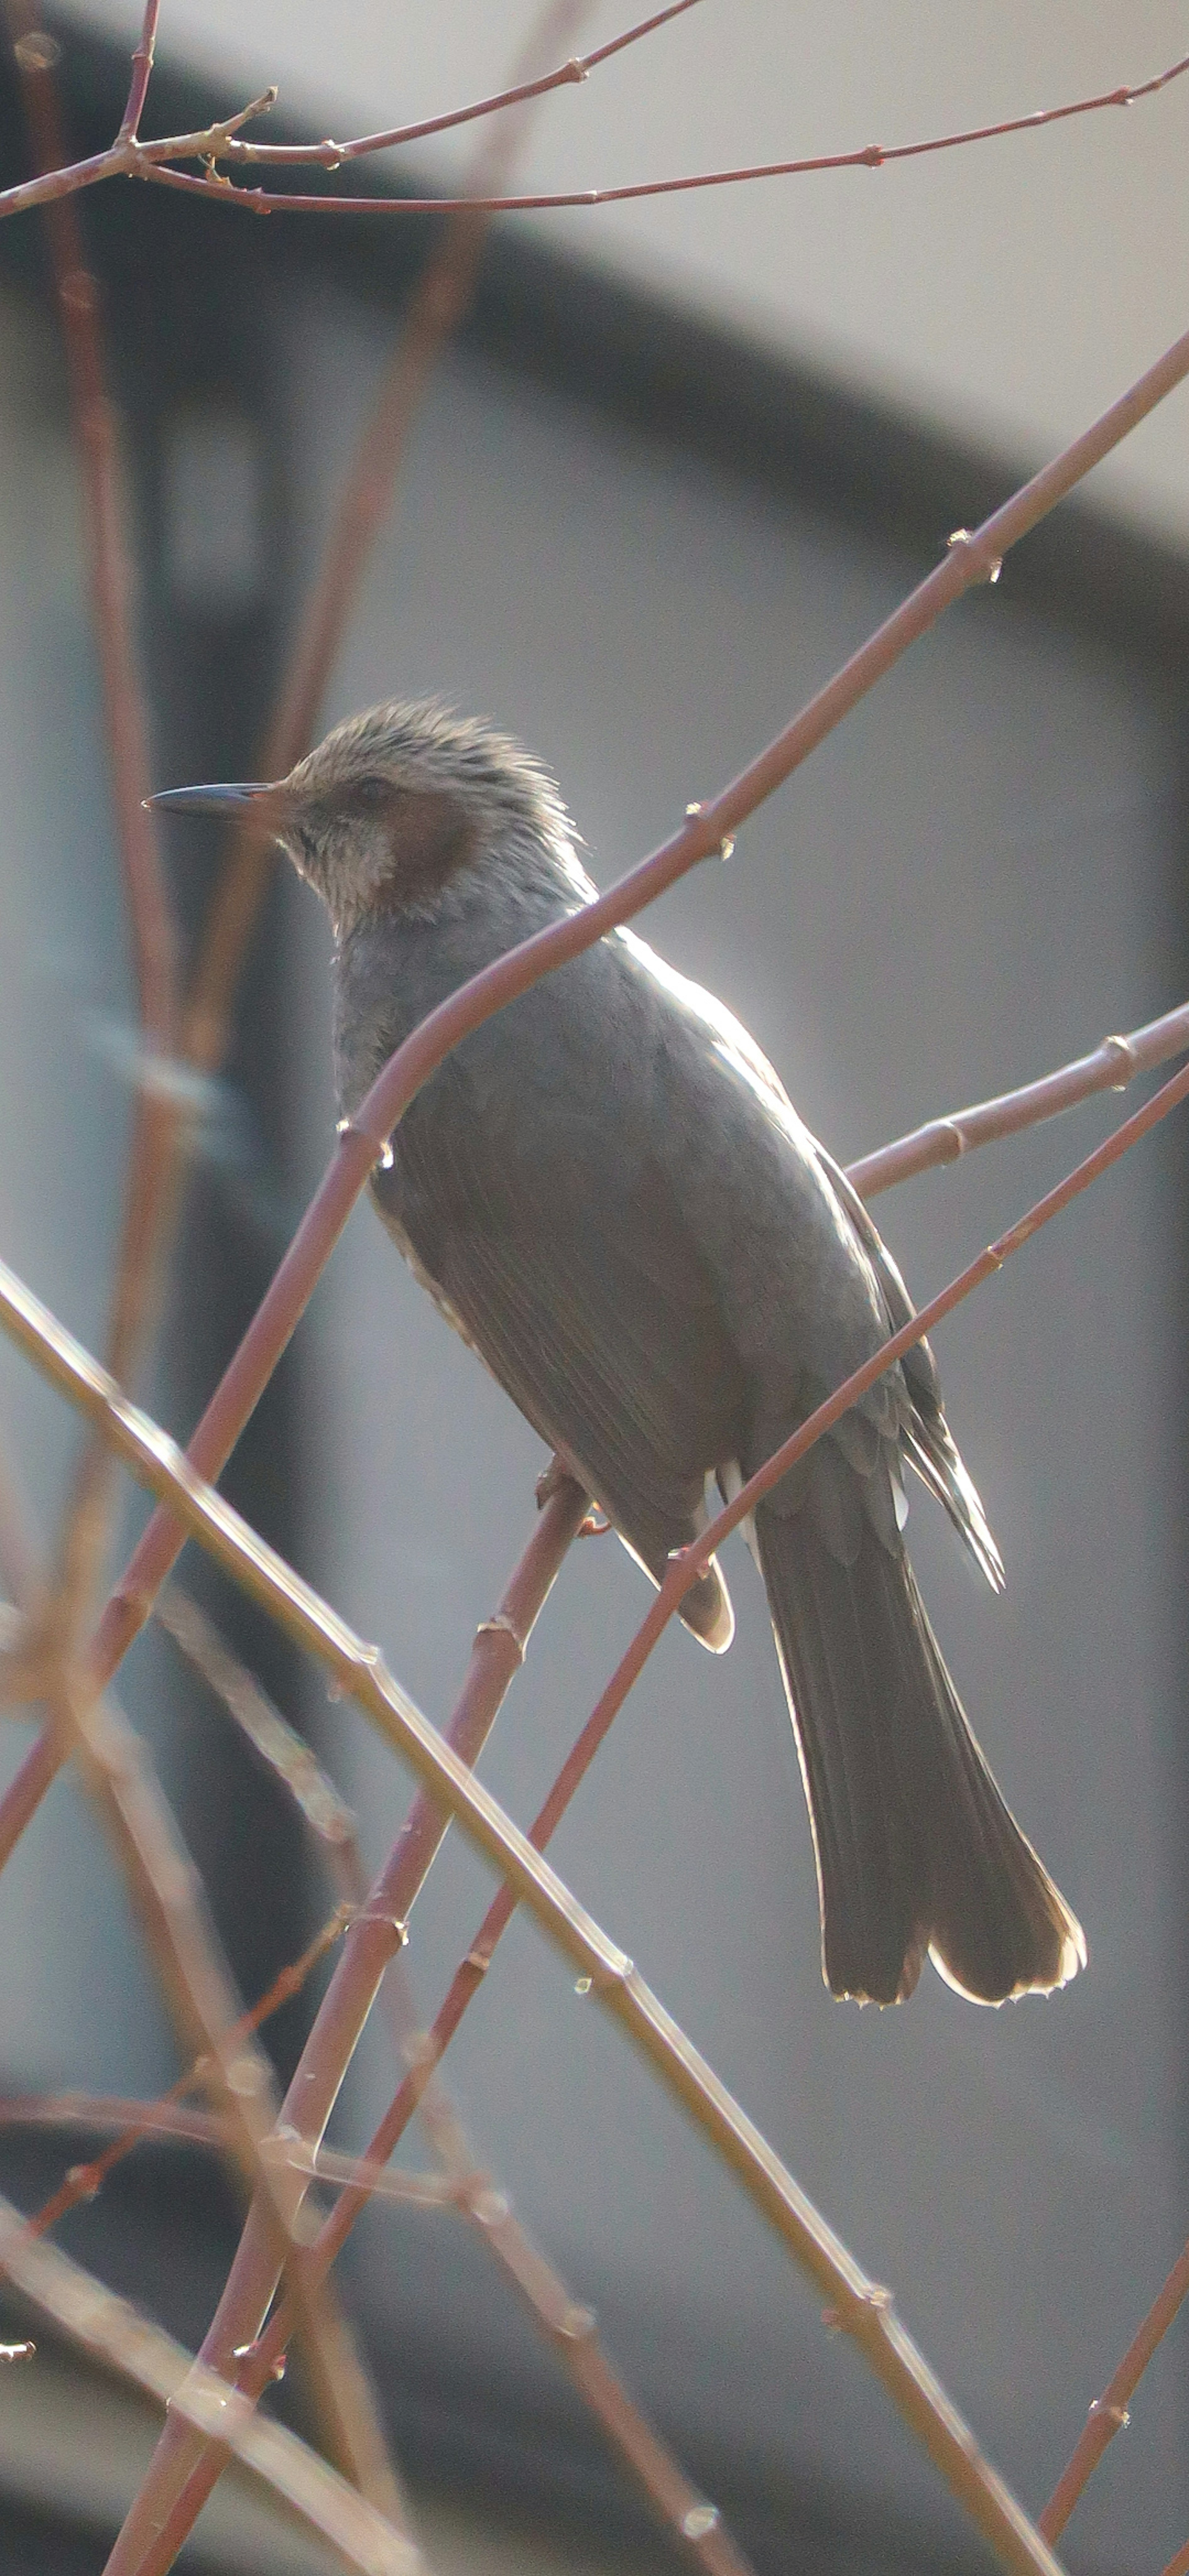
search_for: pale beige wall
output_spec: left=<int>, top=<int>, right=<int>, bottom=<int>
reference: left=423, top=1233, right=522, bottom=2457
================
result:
left=64, top=0, right=1189, bottom=542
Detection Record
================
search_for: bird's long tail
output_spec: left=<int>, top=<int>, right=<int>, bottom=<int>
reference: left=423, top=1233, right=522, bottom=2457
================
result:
left=753, top=1504, right=1085, bottom=2004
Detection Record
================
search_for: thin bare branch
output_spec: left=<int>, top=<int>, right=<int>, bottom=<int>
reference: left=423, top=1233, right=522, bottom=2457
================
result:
left=156, top=1584, right=357, bottom=1848
left=0, top=2091, right=227, bottom=2151
left=0, top=2193, right=421, bottom=2576
left=1040, top=2236, right=1189, bottom=2543
left=115, top=0, right=162, bottom=146
left=391, top=1998, right=755, bottom=2575
left=210, top=0, right=702, bottom=166
left=0, top=1436, right=41, bottom=1612
left=520, top=1053, right=1189, bottom=1807
left=4, top=37, right=1186, bottom=223
left=1162, top=2544, right=1189, bottom=2576
left=852, top=997, right=1189, bottom=1198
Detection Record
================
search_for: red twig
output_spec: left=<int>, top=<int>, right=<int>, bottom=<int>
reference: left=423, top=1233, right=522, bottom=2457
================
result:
left=115, top=0, right=161, bottom=146
left=850, top=998, right=1189, bottom=1198
left=210, top=0, right=703, bottom=165
left=3, top=38, right=1185, bottom=223
left=1039, top=2236, right=1189, bottom=2542
left=0, top=0, right=697, bottom=220
left=1162, top=2544, right=1189, bottom=2576
left=202, top=42, right=1189, bottom=172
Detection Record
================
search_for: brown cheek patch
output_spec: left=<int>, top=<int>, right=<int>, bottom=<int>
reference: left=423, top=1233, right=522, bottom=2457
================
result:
left=376, top=790, right=477, bottom=908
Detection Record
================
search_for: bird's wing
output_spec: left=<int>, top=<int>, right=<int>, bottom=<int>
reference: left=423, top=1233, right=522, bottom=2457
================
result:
left=372, top=1045, right=747, bottom=1593
left=811, top=1144, right=1004, bottom=1591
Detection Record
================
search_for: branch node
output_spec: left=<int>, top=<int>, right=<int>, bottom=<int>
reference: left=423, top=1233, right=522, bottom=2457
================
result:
left=233, top=2337, right=286, bottom=2382
left=1103, top=1030, right=1137, bottom=1086
left=1089, top=2398, right=1131, bottom=2428
left=470, top=2185, right=511, bottom=2227
left=335, top=1113, right=394, bottom=1170
left=356, top=1909, right=409, bottom=1946
left=946, top=526, right=1002, bottom=583
left=556, top=2299, right=597, bottom=2340
left=683, top=2504, right=720, bottom=2539
left=64, top=2162, right=102, bottom=2202
left=475, top=1610, right=526, bottom=1662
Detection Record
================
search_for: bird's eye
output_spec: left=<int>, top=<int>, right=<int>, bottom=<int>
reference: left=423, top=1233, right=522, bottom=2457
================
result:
left=353, top=775, right=389, bottom=808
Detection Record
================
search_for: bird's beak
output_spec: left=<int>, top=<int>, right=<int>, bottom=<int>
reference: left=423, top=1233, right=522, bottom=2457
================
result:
left=143, top=780, right=286, bottom=820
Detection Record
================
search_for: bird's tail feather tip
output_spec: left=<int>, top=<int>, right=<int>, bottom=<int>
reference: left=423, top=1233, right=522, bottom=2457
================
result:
left=755, top=1499, right=1086, bottom=2008
left=927, top=1903, right=1087, bottom=2007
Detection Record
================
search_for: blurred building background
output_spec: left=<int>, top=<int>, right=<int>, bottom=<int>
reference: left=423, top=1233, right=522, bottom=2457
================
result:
left=1, top=8, right=1188, bottom=2573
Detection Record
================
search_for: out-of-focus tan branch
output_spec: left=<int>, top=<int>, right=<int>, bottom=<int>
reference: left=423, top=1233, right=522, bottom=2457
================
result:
left=55, top=1677, right=408, bottom=2523
left=15, top=1903, right=354, bottom=2241
left=6, top=3, right=175, bottom=1059
left=6, top=0, right=181, bottom=1642
left=1039, top=2235, right=1189, bottom=2543
left=156, top=1583, right=358, bottom=1848
left=0, top=2090, right=228, bottom=2151
left=0, top=1442, right=401, bottom=2511
left=0, top=2193, right=421, bottom=2576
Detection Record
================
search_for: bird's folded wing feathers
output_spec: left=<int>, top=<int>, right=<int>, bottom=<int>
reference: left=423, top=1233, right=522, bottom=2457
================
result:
left=374, top=1063, right=746, bottom=1578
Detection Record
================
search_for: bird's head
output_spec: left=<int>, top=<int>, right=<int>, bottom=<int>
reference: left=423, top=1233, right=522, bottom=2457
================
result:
left=147, top=698, right=578, bottom=936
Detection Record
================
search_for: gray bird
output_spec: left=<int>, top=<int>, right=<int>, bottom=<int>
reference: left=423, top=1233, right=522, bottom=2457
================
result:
left=152, top=700, right=1085, bottom=2006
